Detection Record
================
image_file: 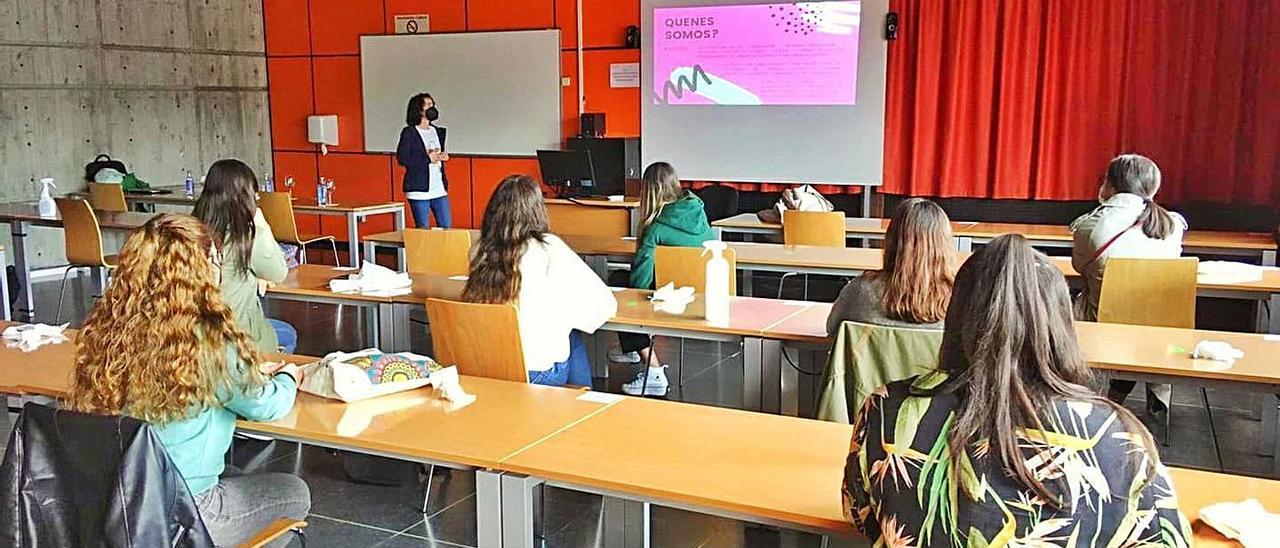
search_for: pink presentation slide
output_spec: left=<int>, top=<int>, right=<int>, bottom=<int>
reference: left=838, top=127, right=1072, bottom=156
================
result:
left=653, top=1, right=860, bottom=106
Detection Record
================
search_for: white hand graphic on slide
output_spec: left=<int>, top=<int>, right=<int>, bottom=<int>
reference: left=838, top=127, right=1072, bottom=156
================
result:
left=666, top=66, right=763, bottom=105
left=797, top=1, right=860, bottom=35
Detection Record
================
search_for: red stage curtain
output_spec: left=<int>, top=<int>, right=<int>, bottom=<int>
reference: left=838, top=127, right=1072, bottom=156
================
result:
left=884, top=0, right=1280, bottom=205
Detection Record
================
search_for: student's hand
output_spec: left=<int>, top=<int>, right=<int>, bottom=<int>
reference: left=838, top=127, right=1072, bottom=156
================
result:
left=437, top=151, right=449, bottom=162
left=269, top=362, right=305, bottom=385
left=428, top=149, right=442, bottom=163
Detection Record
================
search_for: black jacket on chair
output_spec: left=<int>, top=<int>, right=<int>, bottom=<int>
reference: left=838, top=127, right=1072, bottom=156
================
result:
left=0, top=403, right=213, bottom=547
left=396, top=125, right=449, bottom=194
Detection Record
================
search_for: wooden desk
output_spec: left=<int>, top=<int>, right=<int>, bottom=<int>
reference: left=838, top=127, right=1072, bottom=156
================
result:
left=122, top=187, right=407, bottom=267
left=0, top=202, right=157, bottom=322
left=1170, top=467, right=1280, bottom=547
left=712, top=213, right=1278, bottom=265
left=544, top=197, right=639, bottom=239
left=499, top=396, right=857, bottom=544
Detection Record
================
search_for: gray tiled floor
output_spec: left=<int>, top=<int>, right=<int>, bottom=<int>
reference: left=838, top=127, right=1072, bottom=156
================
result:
left=17, top=268, right=1276, bottom=547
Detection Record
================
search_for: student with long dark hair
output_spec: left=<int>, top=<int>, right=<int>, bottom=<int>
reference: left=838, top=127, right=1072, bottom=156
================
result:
left=396, top=92, right=452, bottom=228
left=462, top=175, right=616, bottom=386
left=609, top=162, right=716, bottom=396
left=842, top=235, right=1190, bottom=546
left=1071, top=154, right=1186, bottom=409
left=193, top=159, right=296, bottom=353
left=826, top=198, right=954, bottom=332
left=67, top=214, right=310, bottom=547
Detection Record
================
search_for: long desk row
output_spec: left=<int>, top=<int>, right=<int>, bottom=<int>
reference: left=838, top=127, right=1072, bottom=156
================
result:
left=0, top=322, right=1271, bottom=548
left=362, top=230, right=1280, bottom=333
left=711, top=212, right=1279, bottom=266
left=267, top=264, right=1280, bottom=465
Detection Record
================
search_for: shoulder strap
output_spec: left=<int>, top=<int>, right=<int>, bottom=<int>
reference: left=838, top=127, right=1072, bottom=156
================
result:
left=1080, top=219, right=1141, bottom=270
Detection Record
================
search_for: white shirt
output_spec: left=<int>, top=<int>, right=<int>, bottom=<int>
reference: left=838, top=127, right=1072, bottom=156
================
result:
left=407, top=125, right=446, bottom=201
left=1069, top=192, right=1187, bottom=320
left=514, top=235, right=618, bottom=371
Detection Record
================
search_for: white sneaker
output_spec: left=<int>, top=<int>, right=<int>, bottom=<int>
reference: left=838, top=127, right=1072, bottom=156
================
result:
left=608, top=346, right=642, bottom=364
left=622, top=366, right=669, bottom=396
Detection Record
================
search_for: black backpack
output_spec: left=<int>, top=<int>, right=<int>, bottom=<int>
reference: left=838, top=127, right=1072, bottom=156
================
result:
left=83, top=154, right=127, bottom=182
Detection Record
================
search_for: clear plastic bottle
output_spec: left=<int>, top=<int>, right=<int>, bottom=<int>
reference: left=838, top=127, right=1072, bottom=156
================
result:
left=183, top=169, right=195, bottom=199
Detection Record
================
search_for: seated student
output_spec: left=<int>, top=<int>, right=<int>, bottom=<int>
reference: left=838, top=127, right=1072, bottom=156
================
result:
left=193, top=159, right=297, bottom=354
left=609, top=162, right=717, bottom=396
left=66, top=214, right=310, bottom=547
left=826, top=198, right=953, bottom=333
left=842, top=235, right=1190, bottom=547
left=1070, top=154, right=1186, bottom=410
left=461, top=175, right=617, bottom=387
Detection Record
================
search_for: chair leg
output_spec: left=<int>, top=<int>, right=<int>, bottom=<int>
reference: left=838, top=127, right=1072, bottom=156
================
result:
left=1201, top=388, right=1225, bottom=472
left=420, top=464, right=436, bottom=514
left=776, top=272, right=798, bottom=299
left=298, top=243, right=307, bottom=265
left=802, top=274, right=810, bottom=301
left=292, top=528, right=307, bottom=548
left=55, top=267, right=74, bottom=324
left=329, top=240, right=340, bottom=267
left=676, top=338, right=685, bottom=398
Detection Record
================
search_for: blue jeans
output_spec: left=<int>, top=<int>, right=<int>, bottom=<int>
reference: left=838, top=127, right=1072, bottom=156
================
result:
left=528, top=331, right=593, bottom=387
left=268, top=318, right=297, bottom=354
left=408, top=197, right=452, bottom=228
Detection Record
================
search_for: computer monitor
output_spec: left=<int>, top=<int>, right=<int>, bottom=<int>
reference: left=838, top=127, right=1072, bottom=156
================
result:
left=537, top=149, right=598, bottom=197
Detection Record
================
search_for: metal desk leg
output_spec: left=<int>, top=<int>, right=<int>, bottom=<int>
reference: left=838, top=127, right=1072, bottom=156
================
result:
left=1269, top=294, right=1280, bottom=335
left=955, top=236, right=973, bottom=253
left=760, top=339, right=784, bottom=414
left=11, top=221, right=33, bottom=322
left=346, top=212, right=361, bottom=267
left=375, top=303, right=398, bottom=351
left=501, top=473, right=543, bottom=548
left=1263, top=250, right=1276, bottom=267
left=779, top=345, right=801, bottom=417
left=362, top=241, right=376, bottom=267
left=603, top=496, right=650, bottom=548
left=91, top=267, right=107, bottom=297
left=743, top=338, right=763, bottom=412
left=392, top=303, right=411, bottom=353
left=1263, top=394, right=1278, bottom=459
left=0, top=246, right=9, bottom=321
left=476, top=470, right=504, bottom=548
left=742, top=268, right=755, bottom=297
left=584, top=254, right=609, bottom=280
left=393, top=208, right=408, bottom=270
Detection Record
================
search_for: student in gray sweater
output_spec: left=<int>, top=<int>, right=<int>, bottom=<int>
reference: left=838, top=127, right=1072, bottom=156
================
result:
left=826, top=199, right=955, bottom=334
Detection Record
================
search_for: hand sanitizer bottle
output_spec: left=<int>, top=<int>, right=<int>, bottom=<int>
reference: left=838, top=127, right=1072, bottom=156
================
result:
left=37, top=178, right=57, bottom=218
left=702, top=240, right=731, bottom=326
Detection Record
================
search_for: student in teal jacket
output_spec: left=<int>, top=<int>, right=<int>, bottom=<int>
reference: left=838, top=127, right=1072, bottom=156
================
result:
left=67, top=214, right=310, bottom=547
left=612, top=162, right=717, bottom=396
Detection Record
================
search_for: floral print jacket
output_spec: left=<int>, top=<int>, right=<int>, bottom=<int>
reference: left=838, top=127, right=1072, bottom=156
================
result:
left=842, top=373, right=1192, bottom=547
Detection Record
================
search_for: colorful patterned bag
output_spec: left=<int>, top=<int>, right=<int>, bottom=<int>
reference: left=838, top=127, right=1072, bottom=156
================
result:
left=298, top=349, right=458, bottom=403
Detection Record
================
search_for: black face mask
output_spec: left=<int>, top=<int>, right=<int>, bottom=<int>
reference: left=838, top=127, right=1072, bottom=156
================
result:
left=425, top=106, right=439, bottom=122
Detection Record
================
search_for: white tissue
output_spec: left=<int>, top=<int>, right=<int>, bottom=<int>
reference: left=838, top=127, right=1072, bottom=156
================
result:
left=2, top=323, right=69, bottom=353
left=329, top=261, right=412, bottom=294
left=1198, top=261, right=1265, bottom=285
left=651, top=282, right=695, bottom=315
left=1200, top=499, right=1280, bottom=547
left=1191, top=340, right=1244, bottom=363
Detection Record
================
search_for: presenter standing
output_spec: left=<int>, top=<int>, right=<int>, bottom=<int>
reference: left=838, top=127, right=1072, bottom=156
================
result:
left=396, top=93, right=452, bottom=228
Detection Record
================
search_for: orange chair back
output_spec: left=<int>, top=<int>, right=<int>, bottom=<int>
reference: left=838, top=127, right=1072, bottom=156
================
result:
left=782, top=210, right=846, bottom=247
left=258, top=192, right=302, bottom=242
left=405, top=229, right=472, bottom=276
left=55, top=198, right=110, bottom=267
left=654, top=245, right=737, bottom=294
left=87, top=183, right=127, bottom=212
left=425, top=298, right=528, bottom=383
left=1098, top=257, right=1198, bottom=329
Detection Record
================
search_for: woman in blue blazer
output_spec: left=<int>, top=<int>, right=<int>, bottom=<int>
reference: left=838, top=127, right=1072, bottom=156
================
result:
left=396, top=93, right=451, bottom=228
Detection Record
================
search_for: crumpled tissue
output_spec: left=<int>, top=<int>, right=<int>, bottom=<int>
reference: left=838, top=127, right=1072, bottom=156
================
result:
left=1198, top=261, right=1265, bottom=285
left=651, top=282, right=695, bottom=315
left=329, top=261, right=412, bottom=296
left=1200, top=498, right=1280, bottom=547
left=2, top=323, right=69, bottom=352
left=1191, top=340, right=1244, bottom=363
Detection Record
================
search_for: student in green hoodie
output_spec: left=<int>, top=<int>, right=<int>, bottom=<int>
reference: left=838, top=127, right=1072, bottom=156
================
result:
left=612, top=162, right=717, bottom=396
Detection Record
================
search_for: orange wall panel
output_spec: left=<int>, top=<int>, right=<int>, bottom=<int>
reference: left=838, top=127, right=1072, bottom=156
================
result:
left=582, top=0, right=639, bottom=48
left=557, top=0, right=578, bottom=49
left=385, top=0, right=466, bottom=33
left=271, top=151, right=322, bottom=235
left=471, top=158, right=540, bottom=223
left=267, top=58, right=315, bottom=151
left=317, top=153, right=396, bottom=239
left=310, top=0, right=385, bottom=55
left=582, top=49, right=640, bottom=137
left=312, top=56, right=365, bottom=153
left=561, top=52, right=580, bottom=141
left=466, top=0, right=555, bottom=31
left=264, top=0, right=311, bottom=56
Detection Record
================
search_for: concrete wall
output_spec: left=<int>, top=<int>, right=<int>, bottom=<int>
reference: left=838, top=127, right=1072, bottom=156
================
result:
left=0, top=0, right=270, bottom=267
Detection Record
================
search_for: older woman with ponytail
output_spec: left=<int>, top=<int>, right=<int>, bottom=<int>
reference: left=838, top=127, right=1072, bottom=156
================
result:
left=1070, top=154, right=1187, bottom=409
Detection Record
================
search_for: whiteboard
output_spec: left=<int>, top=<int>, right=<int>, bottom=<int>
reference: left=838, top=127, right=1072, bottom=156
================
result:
left=360, top=30, right=562, bottom=156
